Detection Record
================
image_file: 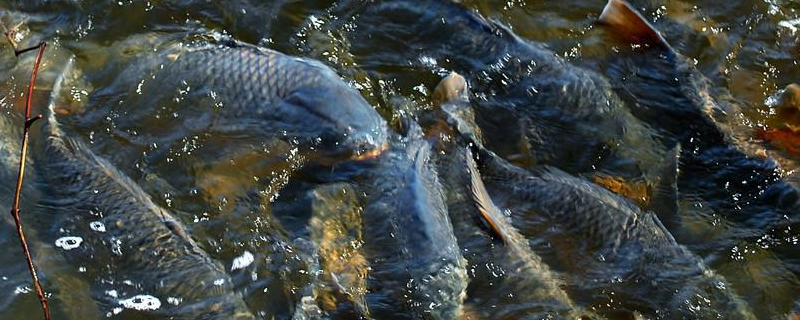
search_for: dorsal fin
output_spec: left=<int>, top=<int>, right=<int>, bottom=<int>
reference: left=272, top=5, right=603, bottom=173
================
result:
left=466, top=147, right=512, bottom=244
left=598, top=0, right=672, bottom=50
left=649, top=143, right=681, bottom=231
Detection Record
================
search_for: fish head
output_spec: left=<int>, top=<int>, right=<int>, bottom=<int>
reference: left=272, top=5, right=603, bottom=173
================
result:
left=280, top=83, right=388, bottom=162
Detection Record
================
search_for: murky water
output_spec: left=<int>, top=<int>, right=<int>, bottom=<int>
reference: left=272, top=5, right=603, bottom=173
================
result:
left=1, top=0, right=800, bottom=319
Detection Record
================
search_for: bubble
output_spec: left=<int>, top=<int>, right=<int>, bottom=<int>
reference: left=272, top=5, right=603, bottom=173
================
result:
left=231, top=251, right=254, bottom=271
left=90, top=221, right=106, bottom=233
left=119, top=294, right=161, bottom=311
left=55, top=236, right=83, bottom=250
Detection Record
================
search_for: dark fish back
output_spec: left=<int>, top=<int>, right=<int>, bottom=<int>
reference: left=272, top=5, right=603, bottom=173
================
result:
left=361, top=127, right=467, bottom=320
left=33, top=96, right=254, bottom=318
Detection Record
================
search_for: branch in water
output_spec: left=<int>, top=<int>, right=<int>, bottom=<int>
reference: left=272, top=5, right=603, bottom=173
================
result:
left=5, top=24, right=50, bottom=320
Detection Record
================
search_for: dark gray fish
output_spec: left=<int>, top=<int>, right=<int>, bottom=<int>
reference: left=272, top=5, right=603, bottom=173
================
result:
left=597, top=0, right=800, bottom=230
left=434, top=73, right=753, bottom=318
left=467, top=146, right=755, bottom=319
left=431, top=73, right=600, bottom=320
left=341, top=0, right=665, bottom=182
left=84, top=37, right=388, bottom=165
left=360, top=123, right=468, bottom=320
left=31, top=58, right=255, bottom=319
left=463, top=147, right=601, bottom=320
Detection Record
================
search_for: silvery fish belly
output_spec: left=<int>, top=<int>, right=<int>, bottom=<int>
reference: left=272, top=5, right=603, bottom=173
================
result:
left=360, top=124, right=468, bottom=320
left=473, top=148, right=756, bottom=320
left=84, top=37, right=388, bottom=165
left=340, top=0, right=665, bottom=182
left=30, top=60, right=255, bottom=319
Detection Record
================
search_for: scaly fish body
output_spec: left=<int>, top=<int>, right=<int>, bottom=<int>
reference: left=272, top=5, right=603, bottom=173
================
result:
left=32, top=58, right=255, bottom=319
left=361, top=124, right=468, bottom=320
left=88, top=38, right=388, bottom=163
left=598, top=0, right=800, bottom=229
left=472, top=147, right=756, bottom=319
left=346, top=0, right=664, bottom=180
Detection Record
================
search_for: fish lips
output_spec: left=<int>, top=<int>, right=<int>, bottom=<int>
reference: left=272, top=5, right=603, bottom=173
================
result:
left=307, top=123, right=389, bottom=164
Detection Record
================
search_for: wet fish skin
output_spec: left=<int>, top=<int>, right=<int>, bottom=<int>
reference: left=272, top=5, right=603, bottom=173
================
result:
left=598, top=0, right=800, bottom=226
left=97, top=40, right=388, bottom=162
left=346, top=0, right=665, bottom=180
left=32, top=60, right=255, bottom=319
left=433, top=73, right=601, bottom=320
left=469, top=146, right=756, bottom=320
left=361, top=123, right=467, bottom=320
left=462, top=147, right=602, bottom=320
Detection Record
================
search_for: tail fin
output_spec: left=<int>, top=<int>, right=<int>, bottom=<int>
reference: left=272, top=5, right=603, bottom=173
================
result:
left=598, top=0, right=672, bottom=50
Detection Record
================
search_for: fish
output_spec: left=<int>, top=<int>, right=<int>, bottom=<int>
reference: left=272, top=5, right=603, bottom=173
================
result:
left=360, top=121, right=468, bottom=320
left=30, top=57, right=256, bottom=319
left=465, top=146, right=755, bottom=319
left=461, top=146, right=601, bottom=320
left=434, top=72, right=754, bottom=319
left=308, top=183, right=370, bottom=318
left=340, top=0, right=666, bottom=183
left=82, top=35, right=388, bottom=165
left=597, top=0, right=800, bottom=230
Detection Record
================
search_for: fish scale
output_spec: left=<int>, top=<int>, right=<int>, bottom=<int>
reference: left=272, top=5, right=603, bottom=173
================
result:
left=90, top=40, right=388, bottom=164
left=472, top=147, right=756, bottom=319
left=361, top=125, right=467, bottom=320
left=32, top=59, right=255, bottom=319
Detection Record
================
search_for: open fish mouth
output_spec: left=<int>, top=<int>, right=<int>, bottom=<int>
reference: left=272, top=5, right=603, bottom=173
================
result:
left=351, top=142, right=388, bottom=161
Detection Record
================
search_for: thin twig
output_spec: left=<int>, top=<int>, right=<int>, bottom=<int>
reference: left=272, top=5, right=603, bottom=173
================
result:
left=8, top=39, right=50, bottom=320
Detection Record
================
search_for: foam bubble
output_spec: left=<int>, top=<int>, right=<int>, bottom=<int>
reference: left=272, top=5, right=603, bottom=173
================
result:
left=55, top=236, right=83, bottom=250
left=119, top=294, right=161, bottom=311
left=231, top=251, right=254, bottom=271
left=89, top=221, right=106, bottom=232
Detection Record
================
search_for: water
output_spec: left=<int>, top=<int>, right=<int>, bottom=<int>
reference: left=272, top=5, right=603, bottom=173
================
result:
left=0, top=0, right=799, bottom=319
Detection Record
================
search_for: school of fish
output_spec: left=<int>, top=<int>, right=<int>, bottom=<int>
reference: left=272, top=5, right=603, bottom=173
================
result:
left=1, top=0, right=800, bottom=319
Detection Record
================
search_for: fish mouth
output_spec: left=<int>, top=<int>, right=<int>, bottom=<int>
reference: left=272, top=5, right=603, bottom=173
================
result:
left=351, top=142, right=388, bottom=161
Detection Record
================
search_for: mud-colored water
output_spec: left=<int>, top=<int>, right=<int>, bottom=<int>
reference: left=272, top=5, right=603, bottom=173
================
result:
left=1, top=0, right=800, bottom=319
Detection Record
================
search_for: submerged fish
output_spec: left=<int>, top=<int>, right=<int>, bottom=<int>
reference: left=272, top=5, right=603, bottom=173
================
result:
left=360, top=122, right=468, bottom=320
left=464, top=146, right=600, bottom=320
left=308, top=183, right=370, bottom=317
left=31, top=58, right=255, bottom=319
left=433, top=76, right=589, bottom=318
left=434, top=72, right=753, bottom=319
left=343, top=0, right=665, bottom=182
